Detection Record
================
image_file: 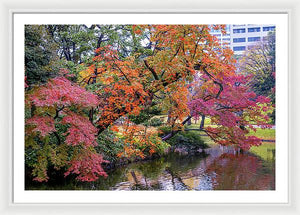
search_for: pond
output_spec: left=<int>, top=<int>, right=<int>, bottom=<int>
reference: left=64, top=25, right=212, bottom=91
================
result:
left=26, top=145, right=275, bottom=190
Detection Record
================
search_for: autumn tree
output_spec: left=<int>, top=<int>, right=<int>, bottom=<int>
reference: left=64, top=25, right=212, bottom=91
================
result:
left=188, top=72, right=272, bottom=150
left=25, top=24, right=273, bottom=182
left=25, top=73, right=108, bottom=182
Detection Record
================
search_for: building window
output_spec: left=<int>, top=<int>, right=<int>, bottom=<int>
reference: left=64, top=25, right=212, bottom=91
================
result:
left=233, top=38, right=246, bottom=43
left=222, top=38, right=231, bottom=41
left=233, top=28, right=246, bottom=34
left=233, top=25, right=245, bottom=27
left=233, top=46, right=246, bottom=51
left=248, top=27, right=261, bottom=32
left=212, top=34, right=221, bottom=37
left=263, top=26, right=275, bottom=31
left=248, top=37, right=261, bottom=42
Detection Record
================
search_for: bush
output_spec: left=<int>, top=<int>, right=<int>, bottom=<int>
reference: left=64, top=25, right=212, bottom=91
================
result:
left=157, top=126, right=172, bottom=137
left=167, top=131, right=208, bottom=150
left=144, top=118, right=163, bottom=127
left=148, top=135, right=170, bottom=155
left=96, top=129, right=124, bottom=163
left=128, top=105, right=162, bottom=124
left=132, top=133, right=170, bottom=158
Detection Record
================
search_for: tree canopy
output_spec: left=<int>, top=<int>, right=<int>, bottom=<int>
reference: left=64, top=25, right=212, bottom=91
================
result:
left=25, top=25, right=273, bottom=182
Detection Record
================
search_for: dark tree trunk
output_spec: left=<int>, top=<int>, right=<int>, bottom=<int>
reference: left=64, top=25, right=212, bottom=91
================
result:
left=200, top=115, right=205, bottom=130
left=167, top=111, right=171, bottom=124
left=187, top=118, right=192, bottom=125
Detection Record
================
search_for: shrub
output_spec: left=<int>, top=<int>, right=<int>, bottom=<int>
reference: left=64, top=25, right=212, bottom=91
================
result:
left=128, top=105, right=162, bottom=124
left=157, top=126, right=172, bottom=137
left=144, top=118, right=163, bottom=127
left=167, top=131, right=208, bottom=150
left=96, top=129, right=124, bottom=163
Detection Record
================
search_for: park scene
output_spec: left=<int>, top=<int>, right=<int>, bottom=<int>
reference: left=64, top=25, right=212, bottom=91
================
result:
left=25, top=24, right=275, bottom=190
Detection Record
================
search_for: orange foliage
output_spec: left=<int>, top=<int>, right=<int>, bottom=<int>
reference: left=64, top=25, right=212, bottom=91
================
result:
left=115, top=123, right=163, bottom=159
left=79, top=25, right=229, bottom=133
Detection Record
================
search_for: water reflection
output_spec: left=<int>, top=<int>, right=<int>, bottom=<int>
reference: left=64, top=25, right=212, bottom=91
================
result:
left=26, top=146, right=275, bottom=190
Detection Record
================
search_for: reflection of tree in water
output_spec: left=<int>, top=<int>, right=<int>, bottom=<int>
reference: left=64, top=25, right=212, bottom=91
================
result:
left=131, top=153, right=208, bottom=190
left=81, top=151, right=275, bottom=190
left=115, top=153, right=209, bottom=190
left=25, top=149, right=275, bottom=190
left=79, top=166, right=129, bottom=190
left=126, top=159, right=169, bottom=190
left=166, top=153, right=208, bottom=173
left=249, top=148, right=275, bottom=176
left=25, top=165, right=130, bottom=190
left=164, top=167, right=192, bottom=190
left=129, top=158, right=169, bottom=180
left=205, top=153, right=275, bottom=190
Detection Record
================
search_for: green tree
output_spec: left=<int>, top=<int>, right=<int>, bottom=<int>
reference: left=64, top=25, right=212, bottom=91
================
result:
left=25, top=25, right=59, bottom=86
left=238, top=32, right=275, bottom=123
left=238, top=32, right=275, bottom=98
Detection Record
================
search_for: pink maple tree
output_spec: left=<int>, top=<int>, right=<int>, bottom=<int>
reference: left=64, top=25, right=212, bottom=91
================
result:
left=25, top=75, right=108, bottom=182
left=188, top=72, right=272, bottom=150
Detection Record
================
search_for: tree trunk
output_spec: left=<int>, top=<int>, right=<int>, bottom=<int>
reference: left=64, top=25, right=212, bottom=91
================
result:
left=167, top=110, right=171, bottom=124
left=200, top=115, right=205, bottom=130
left=187, top=118, right=192, bottom=125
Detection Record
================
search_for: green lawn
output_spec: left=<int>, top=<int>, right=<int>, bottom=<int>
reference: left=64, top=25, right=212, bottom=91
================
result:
left=199, top=130, right=275, bottom=161
left=199, top=131, right=217, bottom=146
left=192, top=126, right=275, bottom=161
left=160, top=117, right=276, bottom=160
left=247, top=128, right=275, bottom=140
left=249, top=142, right=275, bottom=161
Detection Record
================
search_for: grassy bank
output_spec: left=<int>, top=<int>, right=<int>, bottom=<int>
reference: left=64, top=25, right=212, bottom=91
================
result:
left=249, top=142, right=275, bottom=161
left=186, top=124, right=276, bottom=161
left=247, top=128, right=275, bottom=140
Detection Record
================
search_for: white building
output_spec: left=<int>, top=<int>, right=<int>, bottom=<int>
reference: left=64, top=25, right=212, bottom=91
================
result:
left=230, top=24, right=275, bottom=56
left=210, top=24, right=275, bottom=56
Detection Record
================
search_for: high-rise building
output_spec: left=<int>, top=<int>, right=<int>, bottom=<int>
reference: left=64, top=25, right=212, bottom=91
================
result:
left=230, top=24, right=275, bottom=56
left=210, top=24, right=276, bottom=56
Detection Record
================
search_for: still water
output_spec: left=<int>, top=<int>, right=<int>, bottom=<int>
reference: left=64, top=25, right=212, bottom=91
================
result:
left=26, top=145, right=275, bottom=190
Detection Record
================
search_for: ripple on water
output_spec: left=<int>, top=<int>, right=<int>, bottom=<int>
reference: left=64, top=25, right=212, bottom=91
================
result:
left=25, top=146, right=275, bottom=190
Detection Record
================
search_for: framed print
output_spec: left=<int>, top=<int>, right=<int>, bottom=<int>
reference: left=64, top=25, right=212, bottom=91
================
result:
left=0, top=0, right=299, bottom=214
left=12, top=12, right=288, bottom=204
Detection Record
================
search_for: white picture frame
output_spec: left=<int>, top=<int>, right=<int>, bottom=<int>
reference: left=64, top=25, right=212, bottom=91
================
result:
left=13, top=12, right=288, bottom=204
left=1, top=0, right=299, bottom=214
